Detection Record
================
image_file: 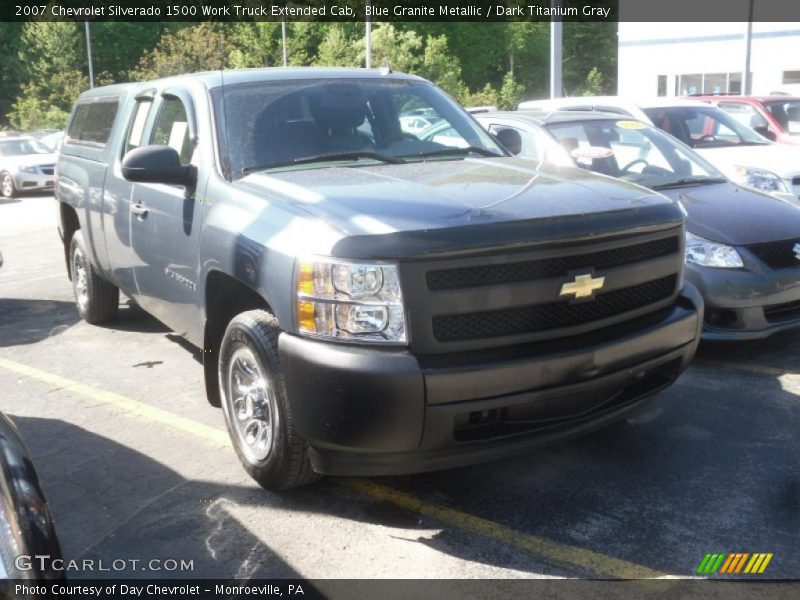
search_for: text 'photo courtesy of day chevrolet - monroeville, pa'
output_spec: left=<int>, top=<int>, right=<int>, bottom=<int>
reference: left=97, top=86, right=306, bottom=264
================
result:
left=0, top=1, right=798, bottom=599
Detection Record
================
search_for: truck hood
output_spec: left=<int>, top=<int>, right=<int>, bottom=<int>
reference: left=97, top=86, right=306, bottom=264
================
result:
left=695, top=144, right=800, bottom=179
left=659, top=181, right=800, bottom=246
left=237, top=157, right=683, bottom=257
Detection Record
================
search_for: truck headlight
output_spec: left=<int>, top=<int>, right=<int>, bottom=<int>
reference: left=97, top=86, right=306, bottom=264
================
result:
left=685, top=232, right=743, bottom=268
left=296, top=258, right=406, bottom=344
left=733, top=166, right=789, bottom=194
left=19, top=165, right=37, bottom=174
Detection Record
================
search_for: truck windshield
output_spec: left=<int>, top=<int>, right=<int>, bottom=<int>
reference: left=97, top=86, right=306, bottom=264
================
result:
left=545, top=118, right=727, bottom=190
left=213, top=77, right=505, bottom=178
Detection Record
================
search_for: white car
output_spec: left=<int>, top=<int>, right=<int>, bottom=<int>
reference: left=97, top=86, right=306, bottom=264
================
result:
left=519, top=96, right=800, bottom=201
left=0, top=137, right=57, bottom=198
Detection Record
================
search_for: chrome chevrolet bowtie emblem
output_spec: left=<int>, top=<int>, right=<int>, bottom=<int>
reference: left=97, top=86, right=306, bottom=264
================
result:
left=794, top=242, right=800, bottom=261
left=560, top=273, right=605, bottom=300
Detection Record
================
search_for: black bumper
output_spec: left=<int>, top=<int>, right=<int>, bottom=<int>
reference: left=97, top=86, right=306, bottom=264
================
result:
left=279, top=284, right=703, bottom=476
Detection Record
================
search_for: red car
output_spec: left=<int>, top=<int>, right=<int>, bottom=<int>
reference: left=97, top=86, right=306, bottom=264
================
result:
left=693, top=95, right=800, bottom=145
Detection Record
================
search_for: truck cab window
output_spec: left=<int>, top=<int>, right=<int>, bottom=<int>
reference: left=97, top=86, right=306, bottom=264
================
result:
left=150, top=97, right=194, bottom=164
left=125, top=99, right=153, bottom=155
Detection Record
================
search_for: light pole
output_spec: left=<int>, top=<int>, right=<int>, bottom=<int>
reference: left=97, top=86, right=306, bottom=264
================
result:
left=84, top=21, right=94, bottom=88
left=742, top=0, right=754, bottom=94
left=281, top=20, right=288, bottom=67
left=365, top=0, right=372, bottom=69
left=550, top=0, right=563, bottom=98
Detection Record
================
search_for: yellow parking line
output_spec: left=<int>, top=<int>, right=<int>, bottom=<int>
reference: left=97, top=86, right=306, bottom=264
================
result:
left=0, top=355, right=669, bottom=579
left=0, top=356, right=229, bottom=448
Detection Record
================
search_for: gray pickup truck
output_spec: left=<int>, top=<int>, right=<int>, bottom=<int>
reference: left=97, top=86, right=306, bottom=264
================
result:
left=56, top=68, right=703, bottom=490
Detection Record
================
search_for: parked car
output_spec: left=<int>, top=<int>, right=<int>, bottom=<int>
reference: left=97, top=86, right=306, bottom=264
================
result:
left=56, top=68, right=702, bottom=490
left=518, top=96, right=800, bottom=201
left=398, top=114, right=440, bottom=136
left=694, top=95, right=800, bottom=146
left=0, top=412, right=64, bottom=582
left=477, top=110, right=800, bottom=340
left=0, top=136, right=57, bottom=198
left=417, top=120, right=470, bottom=148
left=38, top=131, right=65, bottom=153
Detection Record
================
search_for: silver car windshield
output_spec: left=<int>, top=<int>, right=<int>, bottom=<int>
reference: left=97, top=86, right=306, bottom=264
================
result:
left=0, top=139, right=51, bottom=157
left=546, top=118, right=727, bottom=190
left=213, top=78, right=504, bottom=178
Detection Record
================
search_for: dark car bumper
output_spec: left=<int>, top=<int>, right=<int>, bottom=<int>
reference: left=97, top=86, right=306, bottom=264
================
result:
left=687, top=263, right=800, bottom=341
left=279, top=284, right=703, bottom=476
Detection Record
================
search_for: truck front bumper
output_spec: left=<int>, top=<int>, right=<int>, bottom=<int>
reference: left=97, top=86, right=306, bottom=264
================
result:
left=279, top=284, right=703, bottom=476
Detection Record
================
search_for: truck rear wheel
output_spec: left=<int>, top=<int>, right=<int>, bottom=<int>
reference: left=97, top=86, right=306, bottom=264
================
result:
left=219, top=310, right=320, bottom=491
left=70, top=230, right=119, bottom=324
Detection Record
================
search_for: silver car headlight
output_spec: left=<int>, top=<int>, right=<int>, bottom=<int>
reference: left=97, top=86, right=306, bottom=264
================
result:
left=685, top=232, right=744, bottom=268
left=19, top=166, right=37, bottom=174
left=733, top=166, right=789, bottom=194
left=296, top=258, right=406, bottom=344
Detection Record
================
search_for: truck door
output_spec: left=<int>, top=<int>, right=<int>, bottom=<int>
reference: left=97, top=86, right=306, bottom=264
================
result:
left=128, top=90, right=203, bottom=339
left=104, top=92, right=154, bottom=295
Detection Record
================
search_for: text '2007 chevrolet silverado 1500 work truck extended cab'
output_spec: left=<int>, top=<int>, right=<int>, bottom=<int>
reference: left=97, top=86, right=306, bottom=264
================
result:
left=56, top=68, right=703, bottom=490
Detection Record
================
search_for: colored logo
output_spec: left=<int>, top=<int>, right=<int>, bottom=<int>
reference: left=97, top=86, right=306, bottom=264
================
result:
left=559, top=273, right=605, bottom=300
left=696, top=552, right=773, bottom=575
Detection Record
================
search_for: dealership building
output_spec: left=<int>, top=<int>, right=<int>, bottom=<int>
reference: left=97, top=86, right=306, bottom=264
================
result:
left=617, top=22, right=800, bottom=97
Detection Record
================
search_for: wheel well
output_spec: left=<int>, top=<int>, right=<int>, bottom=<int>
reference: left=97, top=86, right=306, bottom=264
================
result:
left=203, top=271, right=272, bottom=407
left=60, top=203, right=80, bottom=280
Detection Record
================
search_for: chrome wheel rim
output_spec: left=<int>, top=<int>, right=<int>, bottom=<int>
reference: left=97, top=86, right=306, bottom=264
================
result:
left=72, top=246, right=89, bottom=311
left=1, top=175, right=12, bottom=197
left=225, top=345, right=276, bottom=462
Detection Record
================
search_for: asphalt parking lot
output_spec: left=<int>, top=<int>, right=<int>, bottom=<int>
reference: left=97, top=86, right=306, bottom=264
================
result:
left=0, top=194, right=798, bottom=582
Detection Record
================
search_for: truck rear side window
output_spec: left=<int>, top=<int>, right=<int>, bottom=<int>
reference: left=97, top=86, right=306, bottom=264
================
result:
left=67, top=100, right=120, bottom=146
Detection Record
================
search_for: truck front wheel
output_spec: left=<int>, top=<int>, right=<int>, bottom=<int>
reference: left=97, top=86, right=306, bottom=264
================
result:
left=219, top=310, right=320, bottom=491
left=70, top=230, right=119, bottom=324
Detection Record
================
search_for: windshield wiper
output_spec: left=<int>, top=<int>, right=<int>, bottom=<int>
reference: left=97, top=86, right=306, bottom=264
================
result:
left=242, top=151, right=405, bottom=174
left=404, top=146, right=504, bottom=159
left=650, top=176, right=728, bottom=190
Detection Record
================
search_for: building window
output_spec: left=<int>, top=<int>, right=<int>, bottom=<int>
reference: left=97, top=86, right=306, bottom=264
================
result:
left=783, top=71, right=800, bottom=84
left=657, top=75, right=667, bottom=96
left=674, top=72, right=745, bottom=96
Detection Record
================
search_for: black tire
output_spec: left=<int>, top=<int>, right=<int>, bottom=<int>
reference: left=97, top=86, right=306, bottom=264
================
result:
left=0, top=171, right=16, bottom=199
left=219, top=310, right=320, bottom=491
left=69, top=230, right=119, bottom=324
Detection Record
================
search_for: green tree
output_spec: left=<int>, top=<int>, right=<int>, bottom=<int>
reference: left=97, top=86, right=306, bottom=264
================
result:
left=227, top=23, right=282, bottom=68
left=498, top=72, right=525, bottom=110
left=419, top=34, right=468, bottom=100
left=365, top=24, right=423, bottom=73
left=0, top=23, right=24, bottom=126
left=131, top=23, right=234, bottom=81
left=314, top=24, right=361, bottom=68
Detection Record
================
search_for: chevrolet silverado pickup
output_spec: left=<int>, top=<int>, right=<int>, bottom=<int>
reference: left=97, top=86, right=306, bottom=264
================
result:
left=56, top=69, right=703, bottom=490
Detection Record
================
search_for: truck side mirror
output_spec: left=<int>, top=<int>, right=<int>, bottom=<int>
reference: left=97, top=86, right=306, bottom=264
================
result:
left=121, top=145, right=196, bottom=187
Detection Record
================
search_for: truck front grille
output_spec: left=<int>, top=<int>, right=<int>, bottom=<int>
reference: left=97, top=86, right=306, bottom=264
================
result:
left=400, top=228, right=684, bottom=354
left=427, top=236, right=678, bottom=290
left=747, top=239, right=800, bottom=270
left=433, top=275, right=677, bottom=342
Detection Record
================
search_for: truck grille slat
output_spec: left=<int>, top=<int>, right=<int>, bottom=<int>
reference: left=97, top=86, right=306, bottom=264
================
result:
left=426, top=236, right=679, bottom=290
left=747, top=239, right=800, bottom=270
left=432, top=275, right=677, bottom=342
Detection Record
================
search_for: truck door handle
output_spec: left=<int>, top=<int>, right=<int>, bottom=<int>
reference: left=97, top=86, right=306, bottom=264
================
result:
left=131, top=203, right=148, bottom=219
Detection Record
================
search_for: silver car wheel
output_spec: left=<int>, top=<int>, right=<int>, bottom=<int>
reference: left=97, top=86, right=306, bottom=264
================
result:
left=0, top=174, right=13, bottom=198
left=225, top=345, right=276, bottom=463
